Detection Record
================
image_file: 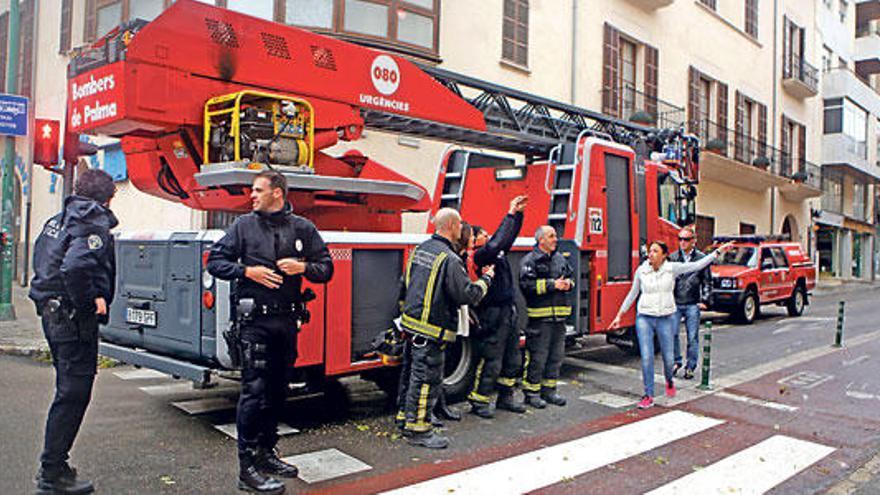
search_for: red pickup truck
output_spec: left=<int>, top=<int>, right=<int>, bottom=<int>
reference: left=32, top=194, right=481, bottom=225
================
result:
left=708, top=236, right=817, bottom=324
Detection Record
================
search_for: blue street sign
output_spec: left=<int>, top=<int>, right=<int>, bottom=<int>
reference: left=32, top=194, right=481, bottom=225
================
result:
left=0, top=93, right=29, bottom=137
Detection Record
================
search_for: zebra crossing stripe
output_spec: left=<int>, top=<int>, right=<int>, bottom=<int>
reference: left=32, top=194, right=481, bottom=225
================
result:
left=379, top=410, right=724, bottom=495
left=646, top=435, right=835, bottom=495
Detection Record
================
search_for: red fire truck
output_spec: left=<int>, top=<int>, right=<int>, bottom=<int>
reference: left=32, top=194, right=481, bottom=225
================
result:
left=67, top=0, right=700, bottom=397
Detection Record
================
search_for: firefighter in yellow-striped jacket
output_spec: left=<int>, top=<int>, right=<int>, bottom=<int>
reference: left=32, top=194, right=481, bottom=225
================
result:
left=519, top=225, right=574, bottom=409
left=396, top=208, right=494, bottom=449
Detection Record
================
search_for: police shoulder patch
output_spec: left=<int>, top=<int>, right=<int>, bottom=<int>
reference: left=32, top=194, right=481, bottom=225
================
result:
left=87, top=234, right=103, bottom=250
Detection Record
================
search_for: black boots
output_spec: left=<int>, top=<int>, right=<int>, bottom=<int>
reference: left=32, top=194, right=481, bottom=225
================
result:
left=35, top=464, right=94, bottom=495
left=469, top=401, right=495, bottom=418
left=496, top=388, right=527, bottom=413
left=434, top=392, right=462, bottom=421
left=406, top=430, right=450, bottom=449
left=239, top=450, right=286, bottom=494
left=255, top=448, right=299, bottom=478
left=541, top=389, right=567, bottom=407
left=524, top=392, right=547, bottom=409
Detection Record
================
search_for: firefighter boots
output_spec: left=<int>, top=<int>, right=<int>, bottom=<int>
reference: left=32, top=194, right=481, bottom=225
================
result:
left=469, top=401, right=495, bottom=419
left=524, top=392, right=547, bottom=409
left=239, top=450, right=286, bottom=494
left=406, top=431, right=450, bottom=449
left=541, top=389, right=567, bottom=406
left=496, top=388, right=527, bottom=413
left=255, top=447, right=299, bottom=478
left=35, top=464, right=94, bottom=495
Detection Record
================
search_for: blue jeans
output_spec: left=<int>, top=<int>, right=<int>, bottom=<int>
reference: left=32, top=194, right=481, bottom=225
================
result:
left=635, top=313, right=677, bottom=397
left=673, top=304, right=701, bottom=371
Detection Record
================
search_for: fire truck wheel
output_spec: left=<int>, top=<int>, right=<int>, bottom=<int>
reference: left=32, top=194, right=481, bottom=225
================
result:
left=738, top=291, right=760, bottom=324
left=442, top=337, right=477, bottom=402
left=786, top=285, right=806, bottom=317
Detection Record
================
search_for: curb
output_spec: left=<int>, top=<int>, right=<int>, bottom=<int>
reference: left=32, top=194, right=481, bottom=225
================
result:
left=0, top=344, right=49, bottom=357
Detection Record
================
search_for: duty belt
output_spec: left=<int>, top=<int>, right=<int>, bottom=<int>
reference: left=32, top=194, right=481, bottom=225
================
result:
left=253, top=302, right=298, bottom=316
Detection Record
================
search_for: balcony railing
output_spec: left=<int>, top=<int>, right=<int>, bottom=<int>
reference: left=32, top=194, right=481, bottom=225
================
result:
left=856, top=24, right=880, bottom=38
left=690, top=118, right=821, bottom=190
left=782, top=53, right=819, bottom=94
left=600, top=83, right=686, bottom=128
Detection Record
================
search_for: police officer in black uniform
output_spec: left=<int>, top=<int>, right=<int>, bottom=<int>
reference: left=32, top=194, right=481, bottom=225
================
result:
left=467, top=195, right=528, bottom=418
left=208, top=171, right=333, bottom=494
left=30, top=169, right=118, bottom=495
left=397, top=208, right=494, bottom=449
left=519, top=225, right=574, bottom=409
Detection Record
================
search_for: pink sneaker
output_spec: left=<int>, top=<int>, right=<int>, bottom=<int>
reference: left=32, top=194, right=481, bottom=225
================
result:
left=637, top=396, right=654, bottom=409
left=665, top=382, right=676, bottom=398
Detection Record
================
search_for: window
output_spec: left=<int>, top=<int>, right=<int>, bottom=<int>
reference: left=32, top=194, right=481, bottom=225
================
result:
left=740, top=223, right=756, bottom=235
left=735, top=91, right=767, bottom=164
left=780, top=116, right=805, bottom=176
left=87, top=0, right=441, bottom=56
left=688, top=67, right=728, bottom=146
left=745, top=0, right=759, bottom=38
left=602, top=24, right=659, bottom=122
left=826, top=99, right=868, bottom=157
left=822, top=45, right=833, bottom=72
left=854, top=182, right=867, bottom=220
left=502, top=0, right=528, bottom=67
left=839, top=0, right=848, bottom=23
left=822, top=172, right=843, bottom=212
left=698, top=78, right=712, bottom=140
left=60, top=0, right=73, bottom=53
left=699, top=0, right=717, bottom=10
left=770, top=247, right=789, bottom=268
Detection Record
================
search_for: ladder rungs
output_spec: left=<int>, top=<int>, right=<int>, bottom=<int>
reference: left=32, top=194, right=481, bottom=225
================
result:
left=551, top=189, right=572, bottom=195
left=445, top=173, right=462, bottom=179
left=441, top=194, right=460, bottom=200
left=547, top=213, right=567, bottom=220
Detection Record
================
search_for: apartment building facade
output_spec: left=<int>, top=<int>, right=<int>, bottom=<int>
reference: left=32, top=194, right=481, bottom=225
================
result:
left=0, top=0, right=833, bottom=283
left=814, top=0, right=880, bottom=280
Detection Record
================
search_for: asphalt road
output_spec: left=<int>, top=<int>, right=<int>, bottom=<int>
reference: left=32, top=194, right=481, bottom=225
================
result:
left=1, top=285, right=878, bottom=494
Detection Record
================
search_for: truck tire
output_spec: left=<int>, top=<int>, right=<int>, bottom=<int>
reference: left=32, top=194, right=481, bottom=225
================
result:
left=442, top=337, right=478, bottom=402
left=738, top=291, right=760, bottom=324
left=786, top=285, right=806, bottom=317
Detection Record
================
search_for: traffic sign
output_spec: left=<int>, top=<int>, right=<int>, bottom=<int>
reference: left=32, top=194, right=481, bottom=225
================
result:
left=0, top=93, right=29, bottom=137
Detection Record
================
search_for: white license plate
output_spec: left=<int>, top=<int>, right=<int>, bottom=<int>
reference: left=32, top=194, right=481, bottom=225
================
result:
left=126, top=307, right=157, bottom=327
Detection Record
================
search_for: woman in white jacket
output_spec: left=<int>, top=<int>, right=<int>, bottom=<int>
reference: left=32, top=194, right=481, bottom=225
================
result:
left=610, top=240, right=733, bottom=409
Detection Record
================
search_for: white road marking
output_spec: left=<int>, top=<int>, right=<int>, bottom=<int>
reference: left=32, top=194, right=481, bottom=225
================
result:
left=845, top=390, right=880, bottom=401
left=138, top=383, right=197, bottom=396
left=578, top=392, right=638, bottom=408
left=113, top=369, right=168, bottom=380
left=213, top=422, right=299, bottom=440
left=281, top=448, right=372, bottom=483
left=714, top=391, right=799, bottom=412
left=842, top=355, right=870, bottom=367
left=379, top=411, right=724, bottom=495
left=171, top=397, right=235, bottom=415
left=646, top=435, right=835, bottom=495
left=778, top=371, right=834, bottom=390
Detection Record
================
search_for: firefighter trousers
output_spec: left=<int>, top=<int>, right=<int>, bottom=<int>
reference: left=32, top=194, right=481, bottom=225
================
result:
left=523, top=321, right=566, bottom=393
left=236, top=314, right=298, bottom=462
left=397, top=335, right=445, bottom=433
left=39, top=306, right=98, bottom=473
left=468, top=304, right=522, bottom=404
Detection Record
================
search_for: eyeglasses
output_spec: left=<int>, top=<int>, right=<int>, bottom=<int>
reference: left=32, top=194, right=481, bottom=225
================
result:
left=679, top=237, right=694, bottom=241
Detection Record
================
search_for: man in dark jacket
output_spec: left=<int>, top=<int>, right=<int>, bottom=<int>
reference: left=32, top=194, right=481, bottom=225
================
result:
left=519, top=225, right=573, bottom=408
left=397, top=207, right=494, bottom=449
left=208, top=171, right=333, bottom=494
left=669, top=227, right=712, bottom=380
left=467, top=195, right=528, bottom=418
left=30, top=169, right=117, bottom=495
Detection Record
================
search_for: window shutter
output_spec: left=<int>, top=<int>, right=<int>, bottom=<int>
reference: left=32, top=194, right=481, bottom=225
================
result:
left=85, top=0, right=97, bottom=43
left=717, top=81, right=728, bottom=142
left=757, top=103, right=767, bottom=158
left=782, top=16, right=790, bottom=77
left=688, top=66, right=700, bottom=134
left=734, top=91, right=745, bottom=163
left=18, top=0, right=35, bottom=97
left=60, top=0, right=73, bottom=54
left=798, top=122, right=806, bottom=172
left=781, top=115, right=791, bottom=174
left=602, top=23, right=620, bottom=117
left=644, top=44, right=658, bottom=120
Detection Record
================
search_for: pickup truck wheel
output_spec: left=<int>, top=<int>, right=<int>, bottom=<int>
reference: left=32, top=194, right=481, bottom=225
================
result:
left=786, top=286, right=806, bottom=317
left=442, top=337, right=477, bottom=402
left=738, top=291, right=759, bottom=324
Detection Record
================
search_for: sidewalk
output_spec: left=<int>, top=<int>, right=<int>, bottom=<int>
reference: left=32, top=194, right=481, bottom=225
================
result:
left=0, top=285, right=42, bottom=355
left=0, top=278, right=878, bottom=355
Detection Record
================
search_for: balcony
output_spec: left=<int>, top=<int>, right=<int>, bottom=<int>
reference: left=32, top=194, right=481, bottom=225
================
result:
left=600, top=83, right=686, bottom=129
left=855, top=25, right=880, bottom=75
left=822, top=68, right=880, bottom=115
left=691, top=119, right=822, bottom=201
left=782, top=53, right=819, bottom=98
left=822, top=134, right=880, bottom=181
left=625, top=0, right=675, bottom=9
